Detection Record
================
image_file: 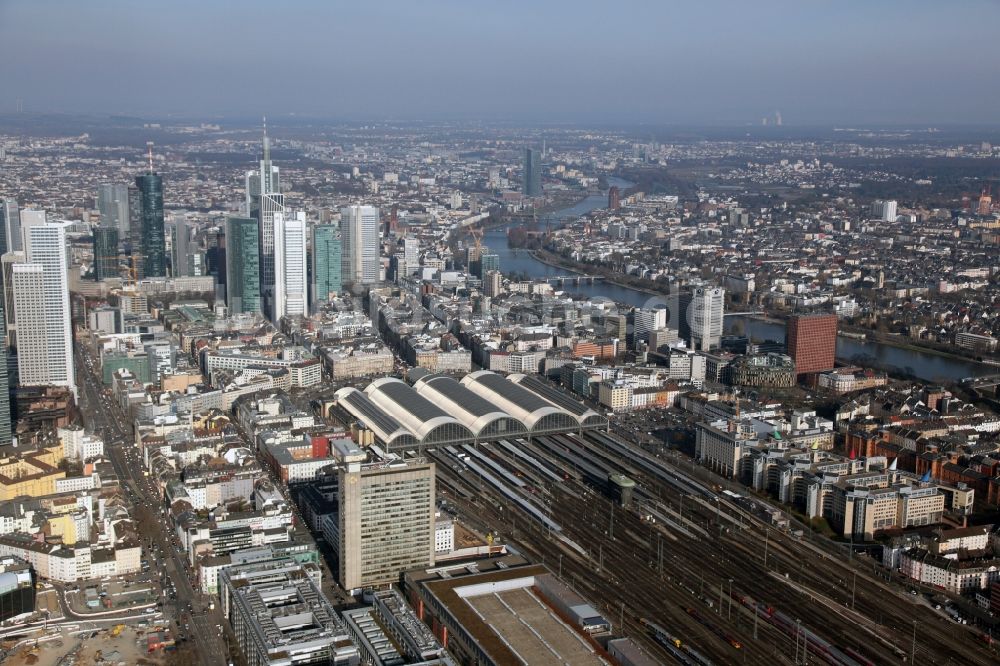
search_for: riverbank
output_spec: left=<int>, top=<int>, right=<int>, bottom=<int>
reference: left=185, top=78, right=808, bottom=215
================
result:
left=529, top=248, right=666, bottom=299
left=741, top=313, right=995, bottom=368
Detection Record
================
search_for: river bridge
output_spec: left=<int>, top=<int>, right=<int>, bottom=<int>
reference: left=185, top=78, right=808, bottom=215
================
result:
left=543, top=275, right=604, bottom=286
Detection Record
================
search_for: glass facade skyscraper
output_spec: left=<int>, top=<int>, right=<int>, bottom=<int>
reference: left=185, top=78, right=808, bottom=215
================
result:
left=311, top=224, right=342, bottom=309
left=96, top=183, right=129, bottom=238
left=523, top=147, right=542, bottom=197
left=135, top=173, right=166, bottom=277
left=246, top=127, right=283, bottom=315
left=93, top=226, right=119, bottom=281
left=0, top=199, right=20, bottom=255
left=479, top=251, right=499, bottom=279
left=225, top=217, right=261, bottom=314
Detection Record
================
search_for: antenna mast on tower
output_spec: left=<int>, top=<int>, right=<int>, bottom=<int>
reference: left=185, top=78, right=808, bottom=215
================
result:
left=146, top=141, right=154, bottom=172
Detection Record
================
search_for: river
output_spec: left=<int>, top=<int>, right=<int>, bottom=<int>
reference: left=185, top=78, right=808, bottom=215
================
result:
left=484, top=178, right=992, bottom=383
left=723, top=316, right=990, bottom=383
left=485, top=177, right=654, bottom=307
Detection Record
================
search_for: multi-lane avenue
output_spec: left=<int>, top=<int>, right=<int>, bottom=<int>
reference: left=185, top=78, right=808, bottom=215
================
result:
left=75, top=341, right=231, bottom=666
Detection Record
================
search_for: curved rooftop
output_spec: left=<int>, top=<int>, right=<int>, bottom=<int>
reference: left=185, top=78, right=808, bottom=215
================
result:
left=334, top=387, right=418, bottom=449
left=414, top=375, right=528, bottom=439
left=461, top=371, right=578, bottom=432
left=365, top=378, right=474, bottom=445
left=509, top=374, right=607, bottom=427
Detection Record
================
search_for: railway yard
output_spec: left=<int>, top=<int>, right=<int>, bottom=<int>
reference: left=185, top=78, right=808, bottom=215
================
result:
left=427, top=432, right=999, bottom=665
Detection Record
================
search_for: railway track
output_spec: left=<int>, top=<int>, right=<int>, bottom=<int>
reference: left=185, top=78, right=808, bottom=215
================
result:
left=430, top=433, right=998, bottom=665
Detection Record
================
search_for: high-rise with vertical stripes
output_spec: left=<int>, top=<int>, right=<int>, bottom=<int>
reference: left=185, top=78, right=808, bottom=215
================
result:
left=340, top=205, right=380, bottom=286
left=311, top=224, right=342, bottom=310
left=12, top=219, right=75, bottom=395
left=246, top=122, right=284, bottom=316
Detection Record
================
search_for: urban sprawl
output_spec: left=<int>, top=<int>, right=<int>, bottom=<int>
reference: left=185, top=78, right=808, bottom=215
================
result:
left=0, top=120, right=999, bottom=665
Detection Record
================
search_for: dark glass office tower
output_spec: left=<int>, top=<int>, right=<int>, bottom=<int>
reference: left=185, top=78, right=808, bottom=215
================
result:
left=93, top=226, right=119, bottom=280
left=127, top=184, right=141, bottom=251
left=225, top=217, right=261, bottom=314
left=311, top=224, right=341, bottom=309
left=135, top=173, right=165, bottom=277
left=0, top=199, right=19, bottom=255
left=523, top=147, right=542, bottom=197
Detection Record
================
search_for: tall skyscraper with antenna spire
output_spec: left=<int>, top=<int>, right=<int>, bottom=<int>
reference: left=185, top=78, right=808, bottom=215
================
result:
left=245, top=118, right=284, bottom=318
left=135, top=142, right=166, bottom=277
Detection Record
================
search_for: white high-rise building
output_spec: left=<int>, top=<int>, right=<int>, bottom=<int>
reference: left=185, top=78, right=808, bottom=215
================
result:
left=272, top=211, right=307, bottom=321
left=687, top=287, right=725, bottom=352
left=341, top=205, right=380, bottom=286
left=13, top=220, right=75, bottom=393
left=633, top=306, right=667, bottom=349
left=18, top=209, right=46, bottom=249
left=871, top=199, right=897, bottom=222
left=403, top=236, right=419, bottom=269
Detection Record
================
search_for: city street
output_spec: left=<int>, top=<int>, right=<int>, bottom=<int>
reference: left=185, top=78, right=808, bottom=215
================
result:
left=75, top=342, right=231, bottom=666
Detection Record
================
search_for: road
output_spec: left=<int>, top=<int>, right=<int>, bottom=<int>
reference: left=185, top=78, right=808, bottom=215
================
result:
left=75, top=342, right=231, bottom=666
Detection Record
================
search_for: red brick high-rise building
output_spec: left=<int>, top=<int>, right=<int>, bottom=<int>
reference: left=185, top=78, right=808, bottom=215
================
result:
left=608, top=186, right=621, bottom=210
left=786, top=313, right=837, bottom=377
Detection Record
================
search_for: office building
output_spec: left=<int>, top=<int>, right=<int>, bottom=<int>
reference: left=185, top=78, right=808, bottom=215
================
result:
left=171, top=218, right=192, bottom=277
left=218, top=557, right=359, bottom=666
left=338, top=457, right=436, bottom=593
left=872, top=199, right=897, bottom=222
left=13, top=221, right=75, bottom=393
left=247, top=126, right=284, bottom=312
left=126, top=184, right=141, bottom=249
left=341, top=205, right=379, bottom=286
left=786, top=313, right=837, bottom=376
left=17, top=209, right=46, bottom=249
left=0, top=199, right=19, bottom=254
left=402, top=236, right=418, bottom=269
left=634, top=306, right=667, bottom=348
left=522, top=147, right=542, bottom=197
left=0, top=290, right=9, bottom=444
left=608, top=185, right=621, bottom=210
left=687, top=287, right=725, bottom=351
left=225, top=217, right=260, bottom=315
left=135, top=172, right=166, bottom=277
left=92, top=226, right=119, bottom=280
left=478, top=251, right=499, bottom=279
left=0, top=556, right=35, bottom=622
left=96, top=184, right=129, bottom=238
left=871, top=199, right=898, bottom=222
left=484, top=270, right=502, bottom=297
left=1, top=252, right=23, bottom=349
left=311, top=224, right=341, bottom=310
left=272, top=212, right=307, bottom=320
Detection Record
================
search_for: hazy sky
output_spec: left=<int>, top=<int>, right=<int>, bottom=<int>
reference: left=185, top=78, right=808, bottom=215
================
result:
left=2, top=0, right=998, bottom=125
